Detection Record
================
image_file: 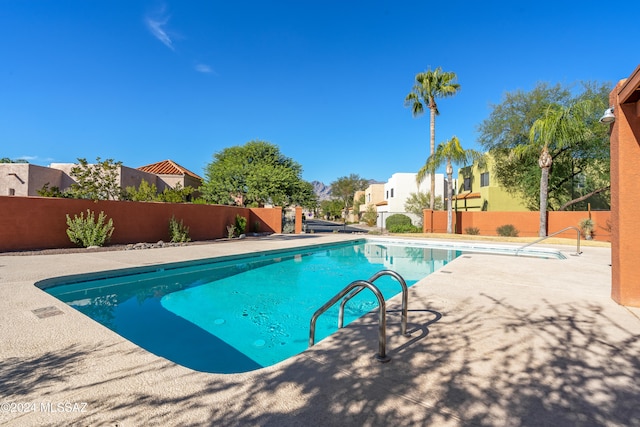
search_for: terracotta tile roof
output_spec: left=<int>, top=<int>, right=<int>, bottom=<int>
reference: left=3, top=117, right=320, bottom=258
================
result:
left=453, top=192, right=481, bottom=200
left=137, top=160, right=203, bottom=180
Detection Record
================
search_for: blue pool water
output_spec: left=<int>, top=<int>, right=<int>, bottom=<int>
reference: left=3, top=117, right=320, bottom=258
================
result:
left=43, top=240, right=459, bottom=373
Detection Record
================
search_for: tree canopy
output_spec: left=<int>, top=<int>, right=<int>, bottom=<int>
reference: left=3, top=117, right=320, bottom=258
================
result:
left=68, top=157, right=123, bottom=200
left=476, top=81, right=610, bottom=211
left=201, top=140, right=315, bottom=208
left=330, top=174, right=370, bottom=219
left=1, top=158, right=28, bottom=163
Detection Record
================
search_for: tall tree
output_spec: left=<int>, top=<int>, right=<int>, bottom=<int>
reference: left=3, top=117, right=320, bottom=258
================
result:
left=201, top=140, right=313, bottom=208
left=330, top=174, right=369, bottom=222
left=405, top=67, right=460, bottom=210
left=519, top=100, right=597, bottom=236
left=477, top=82, right=610, bottom=211
left=418, top=136, right=480, bottom=233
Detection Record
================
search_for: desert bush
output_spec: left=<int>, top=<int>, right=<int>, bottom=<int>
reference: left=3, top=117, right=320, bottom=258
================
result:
left=496, top=224, right=519, bottom=237
left=226, top=225, right=236, bottom=239
left=362, top=204, right=378, bottom=227
left=465, top=227, right=480, bottom=235
left=578, top=218, right=595, bottom=239
left=169, top=216, right=190, bottom=243
left=66, top=209, right=114, bottom=247
left=235, top=214, right=247, bottom=235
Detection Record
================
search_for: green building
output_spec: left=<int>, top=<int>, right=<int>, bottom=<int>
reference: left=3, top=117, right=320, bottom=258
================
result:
left=453, top=154, right=528, bottom=211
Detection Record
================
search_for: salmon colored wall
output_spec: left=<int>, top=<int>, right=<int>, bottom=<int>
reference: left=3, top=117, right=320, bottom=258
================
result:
left=432, top=211, right=448, bottom=233
left=423, top=208, right=611, bottom=241
left=0, top=196, right=282, bottom=252
left=458, top=211, right=541, bottom=237
left=548, top=211, right=611, bottom=240
left=294, top=206, right=303, bottom=234
left=249, top=207, right=283, bottom=234
left=610, top=67, right=640, bottom=307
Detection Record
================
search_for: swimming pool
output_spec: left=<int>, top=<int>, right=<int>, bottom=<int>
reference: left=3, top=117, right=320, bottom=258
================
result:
left=38, top=239, right=461, bottom=373
left=38, top=238, right=563, bottom=374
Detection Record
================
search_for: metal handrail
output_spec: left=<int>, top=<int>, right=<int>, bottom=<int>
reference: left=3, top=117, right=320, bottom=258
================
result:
left=309, top=279, right=391, bottom=363
left=515, top=226, right=582, bottom=256
left=338, top=270, right=409, bottom=337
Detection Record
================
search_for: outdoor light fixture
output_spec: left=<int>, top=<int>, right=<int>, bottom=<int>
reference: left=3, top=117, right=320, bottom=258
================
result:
left=599, top=107, right=615, bottom=124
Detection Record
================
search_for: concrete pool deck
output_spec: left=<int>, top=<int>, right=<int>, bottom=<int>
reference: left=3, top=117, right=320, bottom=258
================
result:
left=1, top=234, right=639, bottom=426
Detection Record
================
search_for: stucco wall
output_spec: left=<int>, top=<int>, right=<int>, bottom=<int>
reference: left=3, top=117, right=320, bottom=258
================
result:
left=0, top=164, right=64, bottom=196
left=423, top=209, right=611, bottom=241
left=0, top=196, right=282, bottom=252
left=610, top=67, right=640, bottom=307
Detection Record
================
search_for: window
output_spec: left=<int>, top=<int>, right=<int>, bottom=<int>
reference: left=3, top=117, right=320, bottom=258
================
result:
left=386, top=190, right=389, bottom=199
left=463, top=177, right=471, bottom=191
left=480, top=172, right=490, bottom=187
left=390, top=188, right=394, bottom=198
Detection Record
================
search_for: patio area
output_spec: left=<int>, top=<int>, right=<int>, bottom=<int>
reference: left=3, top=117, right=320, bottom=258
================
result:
left=1, top=234, right=639, bottom=426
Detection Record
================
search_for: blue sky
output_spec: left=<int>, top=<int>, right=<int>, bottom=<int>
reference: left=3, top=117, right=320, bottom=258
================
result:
left=1, top=1, right=638, bottom=185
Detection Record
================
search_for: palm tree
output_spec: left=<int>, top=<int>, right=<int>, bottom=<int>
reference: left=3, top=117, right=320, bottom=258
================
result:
left=521, top=100, right=596, bottom=236
left=405, top=67, right=461, bottom=210
left=418, top=136, right=480, bottom=234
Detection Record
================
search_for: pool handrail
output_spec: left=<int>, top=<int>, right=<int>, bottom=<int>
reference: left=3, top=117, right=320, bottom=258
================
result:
left=515, top=226, right=582, bottom=256
left=309, top=279, right=390, bottom=363
left=337, top=270, right=409, bottom=337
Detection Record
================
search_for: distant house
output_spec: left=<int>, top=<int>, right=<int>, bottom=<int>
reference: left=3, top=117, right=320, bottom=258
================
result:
left=0, top=159, right=202, bottom=199
left=453, top=154, right=527, bottom=211
left=352, top=183, right=385, bottom=221
left=376, top=172, right=447, bottom=227
left=137, top=160, right=203, bottom=190
left=0, top=163, right=67, bottom=197
left=351, top=172, right=447, bottom=228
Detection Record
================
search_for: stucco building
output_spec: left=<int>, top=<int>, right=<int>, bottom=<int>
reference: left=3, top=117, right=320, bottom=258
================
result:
left=0, top=160, right=202, bottom=198
left=453, top=154, right=528, bottom=212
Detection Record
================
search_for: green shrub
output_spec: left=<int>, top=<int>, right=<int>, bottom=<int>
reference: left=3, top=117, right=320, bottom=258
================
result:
left=496, top=224, right=519, bottom=237
left=66, top=209, right=114, bottom=247
left=169, top=216, right=190, bottom=243
left=235, top=214, right=247, bottom=235
left=465, top=227, right=480, bottom=235
left=385, top=214, right=412, bottom=230
left=387, top=223, right=421, bottom=233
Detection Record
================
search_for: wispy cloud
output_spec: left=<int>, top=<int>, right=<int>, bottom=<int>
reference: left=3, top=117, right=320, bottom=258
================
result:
left=18, top=155, right=55, bottom=165
left=145, top=6, right=175, bottom=51
left=194, top=63, right=214, bottom=74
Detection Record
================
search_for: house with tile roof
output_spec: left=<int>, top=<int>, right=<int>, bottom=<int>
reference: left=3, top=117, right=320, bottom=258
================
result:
left=0, top=159, right=203, bottom=198
left=137, top=160, right=203, bottom=190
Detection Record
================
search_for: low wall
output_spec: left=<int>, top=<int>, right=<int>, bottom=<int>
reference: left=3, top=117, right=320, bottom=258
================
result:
left=0, top=196, right=282, bottom=252
left=423, top=209, right=611, bottom=241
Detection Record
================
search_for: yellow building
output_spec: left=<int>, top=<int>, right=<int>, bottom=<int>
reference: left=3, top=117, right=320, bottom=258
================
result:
left=453, top=154, right=528, bottom=211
